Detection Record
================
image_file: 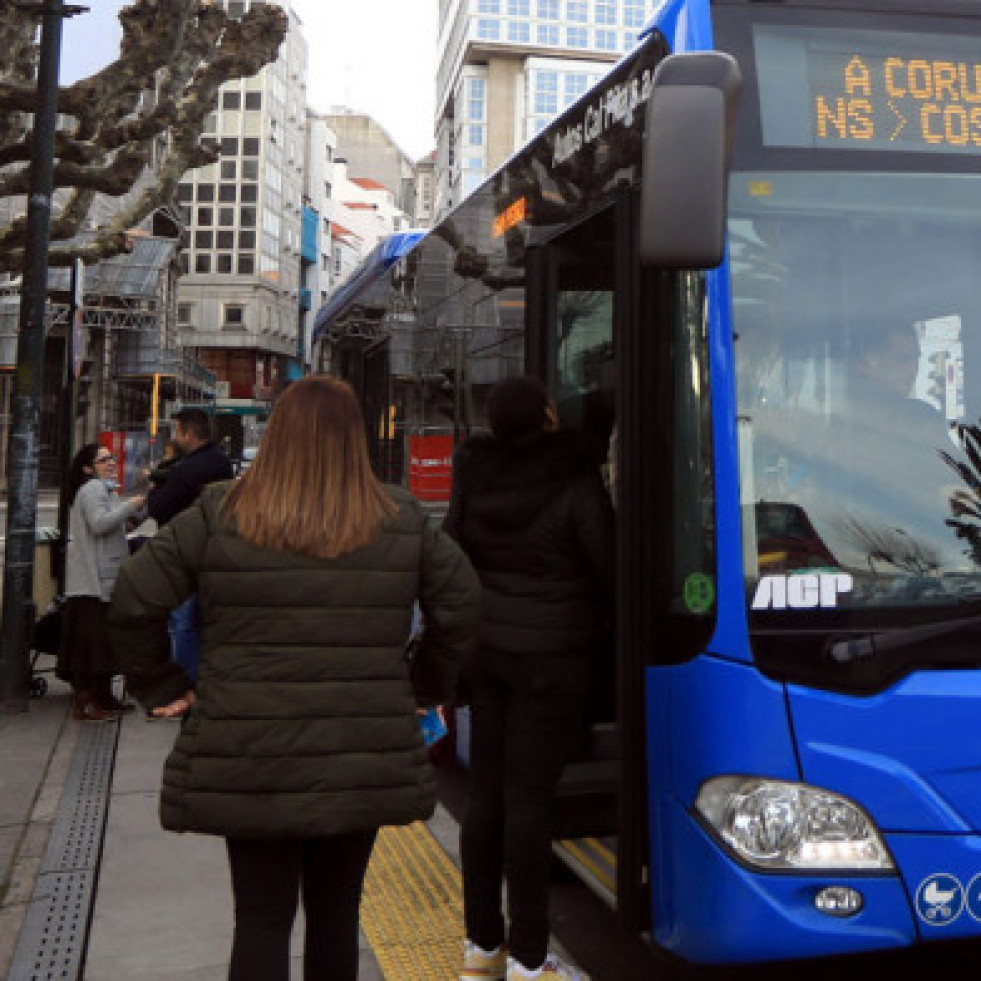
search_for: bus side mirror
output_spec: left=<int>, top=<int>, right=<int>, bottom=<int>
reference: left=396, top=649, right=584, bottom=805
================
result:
left=640, top=52, right=742, bottom=270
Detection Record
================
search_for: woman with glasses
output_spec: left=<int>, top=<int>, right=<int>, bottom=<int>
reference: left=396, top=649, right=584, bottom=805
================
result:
left=58, top=443, right=146, bottom=721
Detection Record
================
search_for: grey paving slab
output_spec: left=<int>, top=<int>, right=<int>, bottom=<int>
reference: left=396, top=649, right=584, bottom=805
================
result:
left=84, top=721, right=233, bottom=981
left=0, top=667, right=77, bottom=980
left=86, top=708, right=387, bottom=981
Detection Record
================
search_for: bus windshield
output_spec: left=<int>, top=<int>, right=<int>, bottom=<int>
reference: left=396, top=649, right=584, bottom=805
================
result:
left=732, top=170, right=981, bottom=613
left=725, top=9, right=981, bottom=617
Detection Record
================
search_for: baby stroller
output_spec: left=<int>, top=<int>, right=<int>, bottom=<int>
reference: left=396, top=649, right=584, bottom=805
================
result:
left=29, top=595, right=64, bottom=698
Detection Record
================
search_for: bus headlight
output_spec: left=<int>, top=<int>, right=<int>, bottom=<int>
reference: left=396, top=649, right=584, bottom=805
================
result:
left=694, top=777, right=894, bottom=871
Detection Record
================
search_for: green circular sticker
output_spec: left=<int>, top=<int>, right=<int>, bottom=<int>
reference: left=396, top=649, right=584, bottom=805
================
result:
left=683, top=573, right=715, bottom=614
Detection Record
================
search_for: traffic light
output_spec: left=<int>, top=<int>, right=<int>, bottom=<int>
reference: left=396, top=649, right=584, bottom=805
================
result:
left=432, top=368, right=457, bottom=421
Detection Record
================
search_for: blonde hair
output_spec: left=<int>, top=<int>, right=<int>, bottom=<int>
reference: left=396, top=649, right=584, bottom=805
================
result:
left=222, top=376, right=397, bottom=559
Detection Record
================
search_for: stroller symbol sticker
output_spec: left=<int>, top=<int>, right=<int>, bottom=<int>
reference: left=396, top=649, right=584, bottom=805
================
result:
left=915, top=874, right=964, bottom=926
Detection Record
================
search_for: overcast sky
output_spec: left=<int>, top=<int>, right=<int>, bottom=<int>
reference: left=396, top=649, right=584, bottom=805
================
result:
left=60, top=0, right=438, bottom=160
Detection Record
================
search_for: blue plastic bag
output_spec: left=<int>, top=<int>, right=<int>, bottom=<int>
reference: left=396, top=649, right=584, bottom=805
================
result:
left=419, top=707, right=448, bottom=746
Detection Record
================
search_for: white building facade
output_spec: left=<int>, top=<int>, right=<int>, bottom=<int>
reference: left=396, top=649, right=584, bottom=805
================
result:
left=435, top=0, right=661, bottom=217
left=175, top=0, right=309, bottom=408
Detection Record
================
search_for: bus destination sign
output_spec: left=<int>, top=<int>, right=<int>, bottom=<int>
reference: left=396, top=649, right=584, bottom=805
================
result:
left=754, top=24, right=981, bottom=155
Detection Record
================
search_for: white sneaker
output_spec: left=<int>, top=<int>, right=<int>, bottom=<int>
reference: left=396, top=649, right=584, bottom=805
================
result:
left=506, top=953, right=590, bottom=980
left=461, top=939, right=508, bottom=980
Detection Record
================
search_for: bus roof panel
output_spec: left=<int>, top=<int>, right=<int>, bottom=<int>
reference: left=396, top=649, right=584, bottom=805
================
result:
left=311, top=230, right=427, bottom=342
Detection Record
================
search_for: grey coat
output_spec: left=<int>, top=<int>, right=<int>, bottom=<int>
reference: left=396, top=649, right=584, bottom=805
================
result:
left=109, top=482, right=481, bottom=838
left=65, top=479, right=141, bottom=602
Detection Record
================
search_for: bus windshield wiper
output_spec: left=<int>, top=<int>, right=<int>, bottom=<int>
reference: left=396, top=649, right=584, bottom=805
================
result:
left=829, top=614, right=981, bottom=664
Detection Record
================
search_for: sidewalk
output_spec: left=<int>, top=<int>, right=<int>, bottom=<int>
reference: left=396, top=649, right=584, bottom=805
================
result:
left=84, top=708, right=383, bottom=980
left=1, top=673, right=385, bottom=980
left=0, top=656, right=78, bottom=980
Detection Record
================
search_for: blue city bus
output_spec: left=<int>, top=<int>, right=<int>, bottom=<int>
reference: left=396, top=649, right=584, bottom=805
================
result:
left=312, top=0, right=981, bottom=964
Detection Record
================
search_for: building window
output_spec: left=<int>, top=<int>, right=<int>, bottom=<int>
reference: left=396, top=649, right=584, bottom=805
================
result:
left=469, top=79, right=485, bottom=121
left=566, top=26, right=587, bottom=47
left=222, top=91, right=241, bottom=110
left=477, top=0, right=500, bottom=10
left=224, top=304, right=245, bottom=326
left=566, top=0, right=587, bottom=21
left=596, top=28, right=616, bottom=50
left=228, top=1, right=245, bottom=17
left=241, top=160, right=259, bottom=181
left=468, top=124, right=484, bottom=146
left=177, top=303, right=194, bottom=325
left=624, top=0, right=645, bottom=27
left=240, top=207, right=257, bottom=227
left=537, top=0, right=558, bottom=18
left=477, top=18, right=499, bottom=40
left=596, top=0, right=617, bottom=24
left=564, top=73, right=588, bottom=106
left=245, top=91, right=262, bottom=110
left=240, top=184, right=258, bottom=203
left=239, top=230, right=256, bottom=249
left=176, top=183, right=193, bottom=203
left=220, top=160, right=237, bottom=180
left=238, top=255, right=255, bottom=274
left=219, top=207, right=235, bottom=227
left=534, top=71, right=558, bottom=115
left=537, top=23, right=559, bottom=45
left=217, top=231, right=235, bottom=249
left=508, top=20, right=529, bottom=42
left=195, top=254, right=211, bottom=273
left=220, top=137, right=239, bottom=157
left=242, top=137, right=260, bottom=156
left=324, top=181, right=332, bottom=199
left=196, top=207, right=213, bottom=226
left=217, top=254, right=233, bottom=274
left=508, top=0, right=529, bottom=13
left=219, top=183, right=237, bottom=203
left=197, top=184, right=215, bottom=202
left=194, top=230, right=213, bottom=249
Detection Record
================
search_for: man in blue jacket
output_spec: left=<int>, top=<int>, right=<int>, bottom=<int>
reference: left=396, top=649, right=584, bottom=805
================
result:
left=148, top=408, right=234, bottom=681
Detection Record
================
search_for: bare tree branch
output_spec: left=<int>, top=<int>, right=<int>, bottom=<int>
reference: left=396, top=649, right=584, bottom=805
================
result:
left=0, top=0, right=287, bottom=271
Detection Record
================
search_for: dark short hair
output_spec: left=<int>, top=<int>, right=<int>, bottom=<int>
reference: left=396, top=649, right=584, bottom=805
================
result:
left=488, top=375, right=549, bottom=443
left=173, top=407, right=211, bottom=441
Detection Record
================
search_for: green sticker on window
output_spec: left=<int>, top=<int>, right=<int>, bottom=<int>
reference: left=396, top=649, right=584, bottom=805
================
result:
left=683, top=573, right=715, bottom=614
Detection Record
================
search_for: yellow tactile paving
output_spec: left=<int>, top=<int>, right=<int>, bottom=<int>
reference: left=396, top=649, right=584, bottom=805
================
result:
left=361, top=822, right=466, bottom=979
left=562, top=838, right=616, bottom=895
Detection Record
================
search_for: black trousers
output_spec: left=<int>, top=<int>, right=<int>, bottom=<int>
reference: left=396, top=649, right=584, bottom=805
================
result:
left=461, top=646, right=591, bottom=970
left=225, top=830, right=377, bottom=981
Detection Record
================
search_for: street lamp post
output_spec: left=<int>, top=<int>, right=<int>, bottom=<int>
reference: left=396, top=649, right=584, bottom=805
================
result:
left=0, top=1, right=87, bottom=712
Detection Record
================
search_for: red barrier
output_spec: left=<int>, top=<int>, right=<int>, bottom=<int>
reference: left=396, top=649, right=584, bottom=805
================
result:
left=408, top=434, right=455, bottom=502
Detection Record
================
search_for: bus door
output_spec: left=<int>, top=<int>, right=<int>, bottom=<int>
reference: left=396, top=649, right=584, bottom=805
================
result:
left=536, top=187, right=717, bottom=932
left=531, top=203, right=620, bottom=897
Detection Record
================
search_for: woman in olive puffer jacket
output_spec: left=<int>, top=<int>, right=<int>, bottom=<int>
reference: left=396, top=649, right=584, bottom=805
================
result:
left=109, top=376, right=480, bottom=981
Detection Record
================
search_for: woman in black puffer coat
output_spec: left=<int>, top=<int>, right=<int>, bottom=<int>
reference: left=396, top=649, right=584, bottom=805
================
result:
left=445, top=375, right=614, bottom=981
left=110, top=376, right=480, bottom=981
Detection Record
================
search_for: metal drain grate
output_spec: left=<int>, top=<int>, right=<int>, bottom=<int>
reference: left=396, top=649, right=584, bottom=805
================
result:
left=8, top=719, right=119, bottom=981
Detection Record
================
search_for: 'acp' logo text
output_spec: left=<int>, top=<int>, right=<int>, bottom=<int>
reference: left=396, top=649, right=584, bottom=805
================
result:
left=752, top=573, right=853, bottom=610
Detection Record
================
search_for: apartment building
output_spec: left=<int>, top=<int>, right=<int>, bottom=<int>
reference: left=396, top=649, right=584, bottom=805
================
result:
left=175, top=0, right=308, bottom=410
left=325, top=111, right=419, bottom=217
left=435, top=0, right=661, bottom=217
